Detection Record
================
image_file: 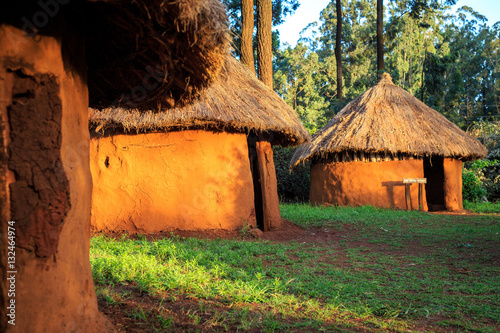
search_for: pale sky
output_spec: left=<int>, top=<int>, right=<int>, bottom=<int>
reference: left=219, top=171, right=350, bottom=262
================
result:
left=277, top=0, right=500, bottom=47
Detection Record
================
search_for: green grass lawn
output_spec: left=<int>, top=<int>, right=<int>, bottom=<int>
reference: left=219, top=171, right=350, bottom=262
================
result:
left=464, top=200, right=500, bottom=214
left=91, top=204, right=500, bottom=332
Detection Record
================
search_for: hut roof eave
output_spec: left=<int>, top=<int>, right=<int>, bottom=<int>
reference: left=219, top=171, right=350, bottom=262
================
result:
left=89, top=56, right=310, bottom=147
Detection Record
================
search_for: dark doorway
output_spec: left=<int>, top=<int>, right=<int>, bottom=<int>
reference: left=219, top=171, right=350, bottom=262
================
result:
left=247, top=134, right=264, bottom=230
left=424, top=156, right=445, bottom=211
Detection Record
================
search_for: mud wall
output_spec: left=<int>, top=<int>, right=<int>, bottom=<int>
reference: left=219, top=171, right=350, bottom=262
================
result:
left=443, top=158, right=463, bottom=211
left=255, top=141, right=281, bottom=230
left=0, top=25, right=108, bottom=332
left=90, top=130, right=256, bottom=232
left=310, top=159, right=427, bottom=210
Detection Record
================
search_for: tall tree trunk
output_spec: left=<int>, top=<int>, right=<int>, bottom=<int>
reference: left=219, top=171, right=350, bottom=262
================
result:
left=421, top=51, right=426, bottom=101
left=482, top=78, right=487, bottom=117
left=409, top=57, right=413, bottom=94
left=335, top=0, right=343, bottom=102
left=0, top=21, right=110, bottom=333
left=241, top=0, right=255, bottom=74
left=402, top=50, right=407, bottom=88
left=377, top=0, right=384, bottom=77
left=256, top=0, right=273, bottom=88
left=256, top=0, right=280, bottom=229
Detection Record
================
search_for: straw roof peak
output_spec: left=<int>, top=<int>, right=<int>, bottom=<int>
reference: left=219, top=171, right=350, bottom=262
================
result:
left=379, top=73, right=393, bottom=84
left=290, top=75, right=487, bottom=169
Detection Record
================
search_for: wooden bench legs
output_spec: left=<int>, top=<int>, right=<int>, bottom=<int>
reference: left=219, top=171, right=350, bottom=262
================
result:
left=403, top=178, right=427, bottom=211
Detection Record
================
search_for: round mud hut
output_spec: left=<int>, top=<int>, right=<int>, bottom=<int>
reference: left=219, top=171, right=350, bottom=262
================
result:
left=290, top=73, right=487, bottom=212
left=89, top=56, right=309, bottom=234
left=1, top=0, right=228, bottom=331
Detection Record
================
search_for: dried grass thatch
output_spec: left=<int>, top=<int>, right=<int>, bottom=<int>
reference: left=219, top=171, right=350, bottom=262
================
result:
left=290, top=73, right=487, bottom=169
left=90, top=56, right=310, bottom=146
left=85, top=0, right=229, bottom=110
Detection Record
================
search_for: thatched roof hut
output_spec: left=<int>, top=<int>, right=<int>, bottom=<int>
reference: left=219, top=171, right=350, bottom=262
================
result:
left=1, top=0, right=228, bottom=331
left=291, top=73, right=487, bottom=212
left=291, top=73, right=487, bottom=168
left=89, top=56, right=309, bottom=233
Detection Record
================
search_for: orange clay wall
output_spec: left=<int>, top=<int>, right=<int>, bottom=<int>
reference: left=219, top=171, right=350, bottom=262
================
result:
left=90, top=130, right=256, bottom=233
left=1, top=25, right=107, bottom=332
left=443, top=158, right=463, bottom=211
left=310, top=159, right=428, bottom=210
left=255, top=141, right=282, bottom=230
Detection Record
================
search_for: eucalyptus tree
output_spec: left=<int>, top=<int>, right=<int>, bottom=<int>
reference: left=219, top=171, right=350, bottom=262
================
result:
left=223, top=0, right=299, bottom=61
left=335, top=0, right=343, bottom=101
left=274, top=43, right=334, bottom=133
left=318, top=0, right=377, bottom=98
left=241, top=0, right=255, bottom=73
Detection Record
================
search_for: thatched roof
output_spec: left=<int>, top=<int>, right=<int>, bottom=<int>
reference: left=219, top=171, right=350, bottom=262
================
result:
left=1, top=0, right=228, bottom=109
left=290, top=73, right=487, bottom=169
left=90, top=56, right=310, bottom=146
left=85, top=0, right=229, bottom=110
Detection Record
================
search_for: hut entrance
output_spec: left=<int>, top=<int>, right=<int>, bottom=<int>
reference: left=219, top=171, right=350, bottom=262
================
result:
left=424, top=156, right=446, bottom=211
left=247, top=134, right=265, bottom=230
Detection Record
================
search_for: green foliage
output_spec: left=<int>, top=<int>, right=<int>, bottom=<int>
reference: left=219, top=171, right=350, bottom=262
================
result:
left=465, top=121, right=500, bottom=202
left=273, top=44, right=335, bottom=133
left=273, top=146, right=309, bottom=202
left=462, top=164, right=488, bottom=202
left=469, top=159, right=499, bottom=170
left=318, top=0, right=377, bottom=99
left=468, top=120, right=500, bottom=150
left=463, top=159, right=500, bottom=203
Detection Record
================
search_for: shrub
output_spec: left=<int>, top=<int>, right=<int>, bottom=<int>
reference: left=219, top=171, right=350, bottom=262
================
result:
left=482, top=158, right=500, bottom=203
left=466, top=120, right=500, bottom=202
left=462, top=165, right=487, bottom=202
left=463, top=159, right=499, bottom=203
left=467, top=120, right=500, bottom=150
left=273, top=146, right=310, bottom=202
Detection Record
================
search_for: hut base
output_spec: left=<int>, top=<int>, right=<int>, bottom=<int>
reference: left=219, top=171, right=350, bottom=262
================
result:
left=91, top=130, right=256, bottom=233
left=310, top=160, right=428, bottom=210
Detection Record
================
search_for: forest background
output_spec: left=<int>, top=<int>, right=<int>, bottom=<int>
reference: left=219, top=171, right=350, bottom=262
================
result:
left=223, top=0, right=500, bottom=203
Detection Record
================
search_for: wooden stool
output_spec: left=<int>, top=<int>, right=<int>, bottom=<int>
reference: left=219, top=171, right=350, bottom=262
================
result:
left=403, top=178, right=427, bottom=210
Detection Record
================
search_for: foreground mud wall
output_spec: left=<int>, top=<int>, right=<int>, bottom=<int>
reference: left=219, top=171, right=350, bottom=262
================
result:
left=0, top=25, right=109, bottom=332
left=443, top=158, right=463, bottom=211
left=90, top=130, right=256, bottom=232
left=310, top=160, right=427, bottom=210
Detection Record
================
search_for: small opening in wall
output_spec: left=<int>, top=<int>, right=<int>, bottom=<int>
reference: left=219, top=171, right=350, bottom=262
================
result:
left=104, top=156, right=109, bottom=168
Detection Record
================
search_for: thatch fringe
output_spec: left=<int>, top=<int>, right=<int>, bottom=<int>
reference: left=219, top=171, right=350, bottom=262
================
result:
left=313, top=151, right=423, bottom=164
left=86, top=0, right=229, bottom=110
left=290, top=73, right=487, bottom=169
left=90, top=56, right=310, bottom=146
